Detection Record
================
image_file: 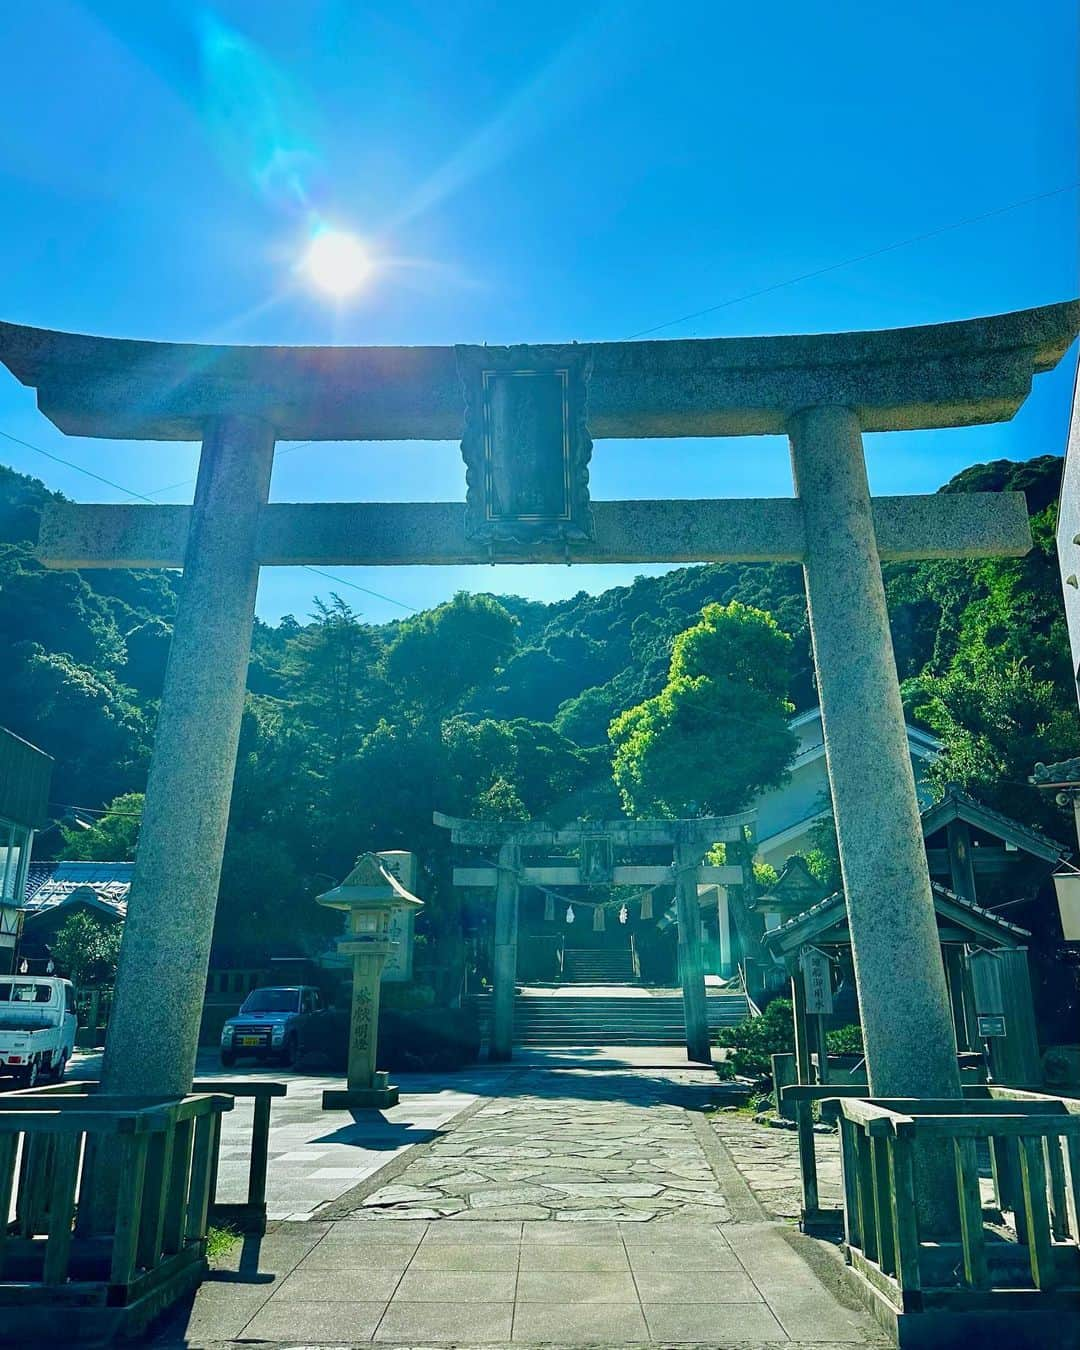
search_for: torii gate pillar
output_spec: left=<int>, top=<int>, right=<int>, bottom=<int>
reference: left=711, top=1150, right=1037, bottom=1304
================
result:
left=790, top=406, right=960, bottom=1102
left=491, top=838, right=520, bottom=1062
left=102, top=416, right=275, bottom=1098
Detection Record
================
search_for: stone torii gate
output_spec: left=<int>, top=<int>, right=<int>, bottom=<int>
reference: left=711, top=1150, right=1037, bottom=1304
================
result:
left=433, top=810, right=749, bottom=1063
left=0, top=301, right=1075, bottom=1108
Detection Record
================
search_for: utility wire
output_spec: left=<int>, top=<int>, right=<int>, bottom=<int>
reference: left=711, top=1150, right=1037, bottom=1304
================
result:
left=0, top=416, right=845, bottom=728
left=0, top=423, right=431, bottom=621
left=145, top=440, right=317, bottom=497
left=48, top=801, right=142, bottom=818
left=624, top=182, right=1080, bottom=340
left=0, top=428, right=158, bottom=505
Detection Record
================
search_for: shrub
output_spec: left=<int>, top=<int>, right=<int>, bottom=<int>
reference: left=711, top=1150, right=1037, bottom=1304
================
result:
left=714, top=997, right=794, bottom=1080
left=52, top=912, right=122, bottom=986
left=826, top=1023, right=863, bottom=1056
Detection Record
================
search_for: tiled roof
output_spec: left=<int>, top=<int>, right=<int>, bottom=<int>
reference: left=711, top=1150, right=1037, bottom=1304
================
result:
left=22, top=861, right=133, bottom=919
left=23, top=861, right=57, bottom=902
left=766, top=878, right=1029, bottom=945
left=1030, top=758, right=1080, bottom=787
left=921, top=786, right=1070, bottom=863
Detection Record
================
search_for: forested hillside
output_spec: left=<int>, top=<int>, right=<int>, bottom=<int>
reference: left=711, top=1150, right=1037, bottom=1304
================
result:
left=1, top=454, right=1075, bottom=963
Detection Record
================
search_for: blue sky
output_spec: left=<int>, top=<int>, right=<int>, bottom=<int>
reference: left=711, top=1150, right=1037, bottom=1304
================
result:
left=0, top=0, right=1077, bottom=625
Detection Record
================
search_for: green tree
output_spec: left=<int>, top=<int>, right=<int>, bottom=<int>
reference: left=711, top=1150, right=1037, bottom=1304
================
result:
left=0, top=642, right=148, bottom=807
left=51, top=912, right=123, bottom=986
left=281, top=595, right=380, bottom=771
left=384, top=593, right=517, bottom=719
left=905, top=656, right=1079, bottom=835
left=59, top=792, right=144, bottom=861
left=610, top=602, right=797, bottom=817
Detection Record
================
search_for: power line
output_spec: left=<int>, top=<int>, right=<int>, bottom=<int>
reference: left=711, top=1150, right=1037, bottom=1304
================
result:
left=0, top=428, right=157, bottom=504
left=624, top=182, right=1080, bottom=340
left=0, top=423, right=429, bottom=615
left=300, top=565, right=420, bottom=616
left=48, top=801, right=142, bottom=818
left=145, top=440, right=317, bottom=497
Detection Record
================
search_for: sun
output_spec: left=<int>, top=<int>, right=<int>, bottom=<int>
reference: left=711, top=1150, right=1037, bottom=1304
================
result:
left=303, top=229, right=372, bottom=299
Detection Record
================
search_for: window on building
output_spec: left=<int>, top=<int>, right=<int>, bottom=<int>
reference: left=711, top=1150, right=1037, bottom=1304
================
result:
left=0, top=818, right=31, bottom=905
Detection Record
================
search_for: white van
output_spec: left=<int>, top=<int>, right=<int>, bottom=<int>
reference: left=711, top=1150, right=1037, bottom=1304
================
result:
left=0, top=976, right=77, bottom=1088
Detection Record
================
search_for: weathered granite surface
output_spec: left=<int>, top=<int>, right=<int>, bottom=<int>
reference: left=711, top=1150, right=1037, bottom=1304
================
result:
left=2, top=300, right=1075, bottom=440
left=100, top=416, right=275, bottom=1098
left=790, top=406, right=960, bottom=1107
left=35, top=490, right=1032, bottom=570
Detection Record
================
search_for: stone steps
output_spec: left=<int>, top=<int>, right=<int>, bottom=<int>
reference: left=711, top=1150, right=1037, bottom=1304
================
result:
left=561, top=948, right=636, bottom=984
left=510, top=992, right=750, bottom=1046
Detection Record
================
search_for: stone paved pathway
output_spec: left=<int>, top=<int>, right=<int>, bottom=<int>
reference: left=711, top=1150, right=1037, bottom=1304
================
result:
left=72, top=1048, right=499, bottom=1221
left=338, top=1068, right=735, bottom=1223
left=154, top=1064, right=887, bottom=1347
left=709, top=1109, right=842, bottom=1223
left=161, top=1217, right=883, bottom=1347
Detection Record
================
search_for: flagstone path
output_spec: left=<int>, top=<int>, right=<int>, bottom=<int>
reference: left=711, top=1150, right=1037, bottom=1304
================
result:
left=154, top=1064, right=886, bottom=1347
left=332, top=1067, right=737, bottom=1223
left=709, top=1109, right=843, bottom=1222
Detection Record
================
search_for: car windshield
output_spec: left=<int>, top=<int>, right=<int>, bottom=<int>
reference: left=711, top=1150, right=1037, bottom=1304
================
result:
left=240, top=988, right=301, bottom=1013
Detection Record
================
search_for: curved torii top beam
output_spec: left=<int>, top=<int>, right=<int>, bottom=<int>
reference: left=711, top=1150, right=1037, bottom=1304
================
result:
left=0, top=300, right=1076, bottom=442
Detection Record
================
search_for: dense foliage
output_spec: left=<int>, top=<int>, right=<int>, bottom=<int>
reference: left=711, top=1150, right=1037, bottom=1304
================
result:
left=51, top=911, right=123, bottom=986
left=1, top=452, right=1075, bottom=970
left=610, top=602, right=797, bottom=816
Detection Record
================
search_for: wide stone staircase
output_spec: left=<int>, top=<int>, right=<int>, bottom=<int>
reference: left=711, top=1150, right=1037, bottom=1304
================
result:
left=561, top=948, right=636, bottom=984
left=512, top=990, right=751, bottom=1046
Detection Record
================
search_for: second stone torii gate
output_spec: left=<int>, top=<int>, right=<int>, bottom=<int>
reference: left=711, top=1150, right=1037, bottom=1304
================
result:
left=1, top=299, right=1075, bottom=1112
left=434, top=810, right=749, bottom=1062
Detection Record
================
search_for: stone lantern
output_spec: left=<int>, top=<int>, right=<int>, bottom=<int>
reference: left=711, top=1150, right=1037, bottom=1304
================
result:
left=316, top=852, right=423, bottom=1109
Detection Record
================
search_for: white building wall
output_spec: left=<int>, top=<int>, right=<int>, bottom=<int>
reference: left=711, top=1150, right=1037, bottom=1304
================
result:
left=753, top=708, right=938, bottom=872
left=1056, top=371, right=1080, bottom=712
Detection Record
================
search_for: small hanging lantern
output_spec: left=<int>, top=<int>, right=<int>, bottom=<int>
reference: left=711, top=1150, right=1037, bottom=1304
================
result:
left=566, top=904, right=576, bottom=924
left=544, top=893, right=555, bottom=921
left=640, top=891, right=653, bottom=920
left=619, top=903, right=628, bottom=925
left=593, top=905, right=605, bottom=932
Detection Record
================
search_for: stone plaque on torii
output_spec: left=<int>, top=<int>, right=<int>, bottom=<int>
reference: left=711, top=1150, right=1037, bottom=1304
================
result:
left=434, top=810, right=750, bottom=1063
left=1, top=300, right=1075, bottom=1108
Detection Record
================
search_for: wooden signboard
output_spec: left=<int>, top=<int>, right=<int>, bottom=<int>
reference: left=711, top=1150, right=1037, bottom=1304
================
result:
left=800, top=946, right=834, bottom=1016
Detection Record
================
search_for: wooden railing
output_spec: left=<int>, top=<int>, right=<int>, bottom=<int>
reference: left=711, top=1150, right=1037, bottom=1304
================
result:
left=834, top=1092, right=1080, bottom=1317
left=779, top=1057, right=991, bottom=1231
left=195, top=1079, right=287, bottom=1233
left=15, top=1078, right=287, bottom=1235
left=0, top=1090, right=232, bottom=1344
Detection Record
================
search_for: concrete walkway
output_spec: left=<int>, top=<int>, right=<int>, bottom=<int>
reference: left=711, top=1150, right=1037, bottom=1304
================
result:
left=154, top=1062, right=886, bottom=1347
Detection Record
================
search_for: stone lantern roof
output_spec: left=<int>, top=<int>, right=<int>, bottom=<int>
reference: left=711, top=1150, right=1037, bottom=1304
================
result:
left=316, top=853, right=424, bottom=912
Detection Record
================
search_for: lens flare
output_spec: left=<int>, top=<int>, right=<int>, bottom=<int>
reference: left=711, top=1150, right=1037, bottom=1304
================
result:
left=303, top=230, right=372, bottom=299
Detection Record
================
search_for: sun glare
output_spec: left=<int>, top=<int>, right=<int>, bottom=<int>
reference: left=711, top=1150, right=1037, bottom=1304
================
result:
left=303, top=229, right=372, bottom=299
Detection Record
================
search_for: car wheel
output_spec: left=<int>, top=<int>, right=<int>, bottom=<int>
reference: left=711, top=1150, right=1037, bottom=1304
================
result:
left=283, top=1035, right=298, bottom=1068
left=220, top=1050, right=236, bottom=1069
left=19, top=1057, right=41, bottom=1089
left=50, top=1051, right=68, bottom=1083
